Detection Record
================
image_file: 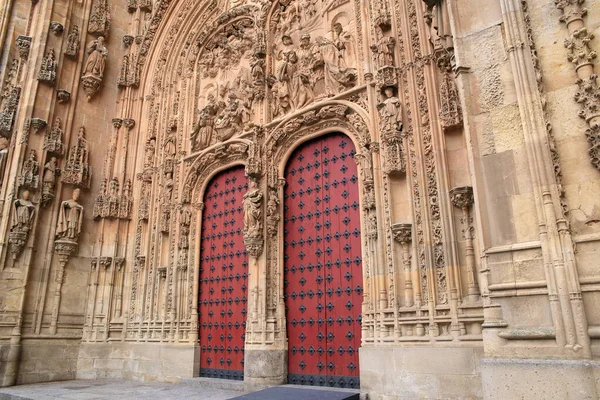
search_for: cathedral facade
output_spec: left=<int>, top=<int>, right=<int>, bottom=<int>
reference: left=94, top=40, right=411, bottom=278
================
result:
left=0, top=0, right=599, bottom=398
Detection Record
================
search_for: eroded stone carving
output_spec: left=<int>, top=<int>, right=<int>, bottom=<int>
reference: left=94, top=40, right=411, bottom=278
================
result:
left=56, top=188, right=84, bottom=241
left=9, top=191, right=35, bottom=260
left=0, top=87, right=20, bottom=138
left=16, top=36, right=32, bottom=60
left=17, top=150, right=39, bottom=190
left=243, top=179, right=264, bottom=257
left=62, top=126, right=91, bottom=189
left=43, top=117, right=65, bottom=156
left=190, top=94, right=222, bottom=151
left=88, top=0, right=111, bottom=37
left=65, top=25, right=80, bottom=58
left=50, top=22, right=64, bottom=35
left=82, top=36, right=108, bottom=100
left=56, top=89, right=71, bottom=103
left=42, top=157, right=60, bottom=207
left=38, top=49, right=57, bottom=85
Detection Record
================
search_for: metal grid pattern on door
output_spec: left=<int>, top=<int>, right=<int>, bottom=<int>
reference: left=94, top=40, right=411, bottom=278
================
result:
left=284, top=132, right=363, bottom=389
left=199, top=166, right=248, bottom=381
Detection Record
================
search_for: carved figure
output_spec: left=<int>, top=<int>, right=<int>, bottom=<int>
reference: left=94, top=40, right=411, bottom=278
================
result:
left=18, top=149, right=39, bottom=190
left=332, top=22, right=357, bottom=70
left=423, top=0, right=452, bottom=50
left=356, top=147, right=374, bottom=181
left=56, top=188, right=84, bottom=241
left=378, top=87, right=403, bottom=134
left=371, top=26, right=395, bottom=68
left=65, top=25, right=80, bottom=57
left=42, top=157, right=59, bottom=206
left=278, top=50, right=314, bottom=110
left=9, top=190, right=35, bottom=259
left=38, top=49, right=57, bottom=85
left=243, top=180, right=263, bottom=239
left=83, top=36, right=108, bottom=79
left=214, top=93, right=247, bottom=141
left=191, top=94, right=221, bottom=151
left=314, top=34, right=357, bottom=96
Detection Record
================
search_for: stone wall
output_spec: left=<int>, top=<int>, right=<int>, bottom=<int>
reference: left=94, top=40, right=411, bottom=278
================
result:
left=0, top=0, right=597, bottom=398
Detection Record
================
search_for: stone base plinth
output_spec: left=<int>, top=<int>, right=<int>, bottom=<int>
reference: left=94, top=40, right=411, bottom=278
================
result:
left=243, top=348, right=287, bottom=392
left=481, top=357, right=600, bottom=400
left=359, top=346, right=483, bottom=399
left=77, top=342, right=199, bottom=383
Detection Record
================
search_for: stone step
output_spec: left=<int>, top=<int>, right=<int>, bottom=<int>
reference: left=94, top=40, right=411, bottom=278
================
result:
left=230, top=385, right=367, bottom=400
left=179, top=377, right=246, bottom=392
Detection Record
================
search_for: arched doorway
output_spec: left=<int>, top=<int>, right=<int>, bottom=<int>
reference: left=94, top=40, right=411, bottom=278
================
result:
left=199, top=166, right=248, bottom=381
left=284, top=132, right=363, bottom=389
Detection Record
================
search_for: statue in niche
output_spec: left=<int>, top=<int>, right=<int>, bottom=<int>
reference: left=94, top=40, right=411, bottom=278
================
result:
left=278, top=50, right=314, bottom=110
left=108, top=177, right=120, bottom=217
left=83, top=36, right=108, bottom=79
left=56, top=188, right=84, bottom=241
left=65, top=25, right=80, bottom=57
left=18, top=149, right=39, bottom=190
left=191, top=94, right=223, bottom=151
left=9, top=190, right=36, bottom=259
left=356, top=146, right=374, bottom=182
left=42, top=156, right=59, bottom=207
left=243, top=179, right=263, bottom=239
left=38, top=49, right=57, bottom=85
left=331, top=22, right=357, bottom=70
left=62, top=126, right=91, bottom=188
left=371, top=25, right=395, bottom=68
left=423, top=0, right=453, bottom=51
left=144, top=138, right=156, bottom=167
left=214, top=93, right=247, bottom=142
left=378, top=86, right=403, bottom=134
left=44, top=117, right=64, bottom=156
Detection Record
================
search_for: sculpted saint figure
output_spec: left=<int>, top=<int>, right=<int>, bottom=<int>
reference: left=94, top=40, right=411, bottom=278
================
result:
left=243, top=180, right=263, bottom=239
left=378, top=87, right=403, bottom=134
left=83, top=36, right=108, bottom=79
left=191, top=94, right=222, bottom=151
left=56, top=188, right=84, bottom=241
left=214, top=93, right=246, bottom=141
left=356, top=147, right=374, bottom=182
left=12, top=190, right=35, bottom=235
left=278, top=50, right=314, bottom=111
left=371, top=26, right=396, bottom=68
left=423, top=0, right=452, bottom=50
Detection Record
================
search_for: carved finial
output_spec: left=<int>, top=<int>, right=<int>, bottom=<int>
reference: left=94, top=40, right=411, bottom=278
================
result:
left=449, top=186, right=474, bottom=210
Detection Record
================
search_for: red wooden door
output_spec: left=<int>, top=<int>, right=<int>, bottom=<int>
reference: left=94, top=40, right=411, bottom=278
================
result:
left=284, top=133, right=363, bottom=389
left=199, top=166, right=248, bottom=380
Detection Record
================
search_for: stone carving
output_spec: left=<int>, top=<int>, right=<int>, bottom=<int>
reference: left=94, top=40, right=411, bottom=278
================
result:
left=56, top=188, right=84, bottom=241
left=30, top=118, right=47, bottom=134
left=127, top=0, right=137, bottom=13
left=178, top=209, right=192, bottom=268
left=123, top=35, right=134, bottom=48
left=266, top=186, right=280, bottom=238
left=423, top=0, right=452, bottom=52
left=65, top=25, right=80, bottom=58
left=37, top=49, right=57, bottom=85
left=0, top=138, right=8, bottom=189
left=17, top=149, right=39, bottom=190
left=50, top=22, right=64, bottom=35
left=160, top=171, right=174, bottom=232
left=378, top=87, right=405, bottom=174
left=392, top=223, right=413, bottom=307
left=117, top=53, right=140, bottom=88
left=81, top=36, right=108, bottom=100
left=43, top=117, right=65, bottom=156
left=93, top=177, right=132, bottom=220
left=42, top=157, right=60, bottom=207
left=214, top=93, right=249, bottom=142
left=62, top=126, right=91, bottom=188
left=56, top=89, right=71, bottom=103
left=9, top=191, right=35, bottom=260
left=190, top=94, right=222, bottom=151
left=371, top=25, right=395, bottom=69
left=88, top=0, right=111, bottom=37
left=355, top=146, right=374, bottom=182
left=243, top=179, right=264, bottom=257
left=16, top=36, right=32, bottom=60
left=0, top=87, right=20, bottom=138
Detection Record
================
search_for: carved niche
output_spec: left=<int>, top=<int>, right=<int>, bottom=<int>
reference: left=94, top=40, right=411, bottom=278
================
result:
left=38, top=49, right=57, bottom=85
left=65, top=25, right=80, bottom=58
left=18, top=149, right=39, bottom=190
left=9, top=190, right=35, bottom=260
left=44, top=117, right=65, bottom=156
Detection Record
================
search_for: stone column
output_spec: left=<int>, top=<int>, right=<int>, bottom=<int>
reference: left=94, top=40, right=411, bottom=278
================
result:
left=392, top=223, right=413, bottom=307
left=49, top=240, right=78, bottom=334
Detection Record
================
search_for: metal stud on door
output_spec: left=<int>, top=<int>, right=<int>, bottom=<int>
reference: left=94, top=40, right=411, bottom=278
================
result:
left=199, top=166, right=248, bottom=381
left=284, top=133, right=363, bottom=389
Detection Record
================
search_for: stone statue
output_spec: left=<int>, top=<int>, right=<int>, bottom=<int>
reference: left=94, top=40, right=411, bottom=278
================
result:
left=356, top=146, right=374, bottom=182
left=332, top=22, right=357, bottom=70
left=214, top=93, right=246, bottom=141
left=42, top=156, right=59, bottom=207
left=11, top=190, right=35, bottom=235
left=277, top=50, right=314, bottom=111
left=83, top=36, right=108, bottom=79
left=371, top=26, right=396, bottom=68
left=56, top=188, right=84, bottom=241
left=378, top=87, right=403, bottom=134
left=191, top=94, right=221, bottom=151
left=9, top=190, right=35, bottom=259
left=243, top=180, right=263, bottom=239
left=423, top=0, right=453, bottom=50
